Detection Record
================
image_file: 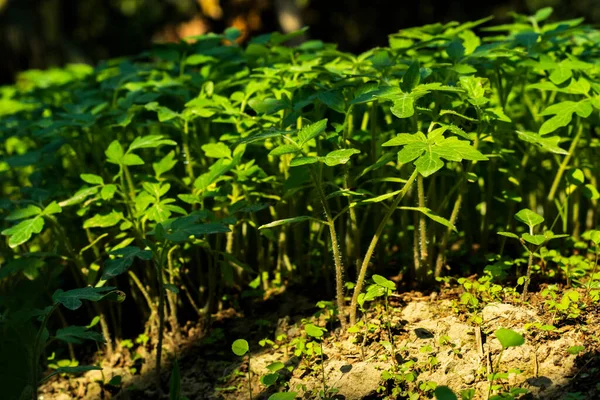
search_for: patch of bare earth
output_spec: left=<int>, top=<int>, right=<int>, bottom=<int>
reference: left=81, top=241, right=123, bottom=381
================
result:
left=39, top=292, right=600, bottom=399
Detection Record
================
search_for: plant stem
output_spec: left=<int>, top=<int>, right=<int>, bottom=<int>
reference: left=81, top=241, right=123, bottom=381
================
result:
left=155, top=244, right=167, bottom=393
left=310, top=166, right=346, bottom=328
left=349, top=169, right=418, bottom=326
left=417, top=174, right=428, bottom=280
left=521, top=246, right=534, bottom=302
left=32, top=304, right=58, bottom=400
left=548, top=124, right=583, bottom=203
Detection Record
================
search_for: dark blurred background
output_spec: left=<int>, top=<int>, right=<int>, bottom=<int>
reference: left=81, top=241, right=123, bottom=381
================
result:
left=1, top=0, right=598, bottom=84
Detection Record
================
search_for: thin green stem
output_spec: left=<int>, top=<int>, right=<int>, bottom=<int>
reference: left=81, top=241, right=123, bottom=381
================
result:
left=310, top=166, right=347, bottom=328
left=548, top=124, right=583, bottom=203
left=349, top=169, right=418, bottom=326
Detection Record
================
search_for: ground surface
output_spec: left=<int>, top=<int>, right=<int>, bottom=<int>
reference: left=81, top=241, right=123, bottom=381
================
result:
left=38, top=286, right=600, bottom=400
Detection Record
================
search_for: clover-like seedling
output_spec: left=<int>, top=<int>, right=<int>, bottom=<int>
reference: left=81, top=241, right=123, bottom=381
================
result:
left=488, top=328, right=525, bottom=399
left=498, top=208, right=567, bottom=300
left=232, top=339, right=252, bottom=400
left=304, top=324, right=328, bottom=397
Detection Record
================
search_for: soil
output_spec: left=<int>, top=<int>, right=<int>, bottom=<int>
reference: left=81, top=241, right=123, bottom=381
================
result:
left=38, top=286, right=600, bottom=400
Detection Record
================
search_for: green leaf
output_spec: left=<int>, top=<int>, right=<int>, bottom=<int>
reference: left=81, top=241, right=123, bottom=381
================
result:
left=269, top=144, right=301, bottom=156
left=259, top=216, right=316, bottom=230
left=54, top=326, right=105, bottom=344
left=521, top=233, right=546, bottom=246
left=385, top=131, right=486, bottom=177
left=447, top=40, right=465, bottom=62
left=260, top=373, right=279, bottom=387
left=390, top=94, right=416, bottom=118
left=290, top=156, right=319, bottom=167
left=515, top=131, right=567, bottom=155
left=434, top=386, right=458, bottom=400
left=567, top=345, right=585, bottom=355
left=43, top=201, right=62, bottom=216
left=305, top=324, right=326, bottom=338
left=101, top=185, right=117, bottom=200
left=401, top=61, right=421, bottom=92
left=495, top=328, right=525, bottom=349
left=185, top=54, right=216, bottom=65
left=232, top=339, right=249, bottom=356
left=105, top=140, right=124, bottom=164
left=60, top=187, right=99, bottom=207
left=122, top=153, right=145, bottom=166
left=583, top=184, right=600, bottom=200
left=5, top=205, right=42, bottom=221
left=101, top=246, right=153, bottom=280
left=128, top=135, right=177, bottom=152
left=514, top=209, right=544, bottom=230
left=145, top=102, right=179, bottom=122
left=317, top=91, right=345, bottom=113
left=153, top=151, right=178, bottom=178
left=297, top=119, right=328, bottom=146
left=170, top=357, right=181, bottom=400
left=566, top=169, right=584, bottom=186
left=268, top=393, right=297, bottom=400
left=80, top=174, right=104, bottom=185
left=382, top=132, right=426, bottom=147
left=323, top=149, right=360, bottom=166
left=266, top=362, right=285, bottom=372
left=589, top=230, right=600, bottom=245
left=1, top=217, right=44, bottom=248
left=533, top=7, right=553, bottom=22
left=372, top=274, right=395, bottom=291
left=83, top=210, right=123, bottom=229
left=52, top=286, right=122, bottom=310
left=248, top=97, right=288, bottom=114
left=202, top=143, right=231, bottom=159
left=401, top=207, right=457, bottom=231
left=497, top=232, right=519, bottom=239
left=539, top=101, right=593, bottom=135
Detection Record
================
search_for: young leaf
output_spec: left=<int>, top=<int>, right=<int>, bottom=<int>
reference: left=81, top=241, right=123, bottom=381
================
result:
left=539, top=101, right=593, bottom=135
left=5, top=205, right=42, bottom=221
left=153, top=151, right=178, bottom=178
left=521, top=233, right=546, bottom=246
left=495, top=328, right=525, bottom=349
left=1, top=217, right=44, bottom=248
left=372, top=274, right=396, bottom=291
left=83, top=210, right=124, bottom=229
left=401, top=61, right=421, bottom=92
left=80, top=174, right=104, bottom=185
left=232, top=339, right=249, bottom=356
left=514, top=209, right=544, bottom=230
left=202, top=143, right=232, bottom=159
left=105, top=140, right=125, bottom=165
left=268, top=393, right=297, bottom=400
left=260, top=373, right=279, bottom=386
left=297, top=119, right=328, bottom=146
left=434, top=386, right=458, bottom=400
left=322, top=149, right=360, bottom=166
left=269, top=144, right=301, bottom=156
left=258, top=216, right=317, bottom=230
left=54, top=326, right=105, bottom=344
left=305, top=324, right=326, bottom=338
left=52, top=286, right=121, bottom=310
left=101, top=246, right=153, bottom=280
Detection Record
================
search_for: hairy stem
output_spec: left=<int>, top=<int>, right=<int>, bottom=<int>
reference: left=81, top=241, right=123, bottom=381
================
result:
left=349, top=169, right=418, bottom=326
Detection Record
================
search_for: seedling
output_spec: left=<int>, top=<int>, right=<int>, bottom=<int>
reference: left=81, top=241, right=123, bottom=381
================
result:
left=498, top=208, right=567, bottom=301
left=232, top=339, right=252, bottom=400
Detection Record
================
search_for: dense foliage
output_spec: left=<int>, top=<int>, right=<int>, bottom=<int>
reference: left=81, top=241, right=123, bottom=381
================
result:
left=1, top=7, right=600, bottom=400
